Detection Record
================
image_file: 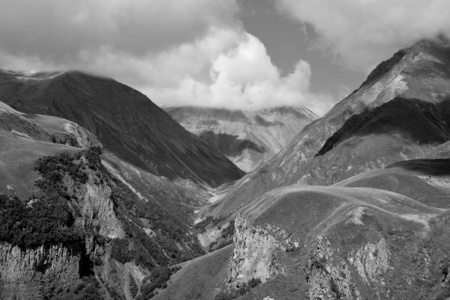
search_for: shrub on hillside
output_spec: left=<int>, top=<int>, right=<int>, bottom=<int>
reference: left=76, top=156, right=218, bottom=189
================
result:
left=0, top=194, right=81, bottom=249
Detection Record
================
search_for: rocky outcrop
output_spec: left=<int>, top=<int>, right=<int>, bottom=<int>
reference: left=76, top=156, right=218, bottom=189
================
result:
left=305, top=235, right=393, bottom=300
left=222, top=217, right=394, bottom=300
left=349, top=238, right=390, bottom=287
left=80, top=183, right=125, bottom=239
left=224, top=217, right=299, bottom=292
left=61, top=122, right=101, bottom=149
left=306, top=236, right=362, bottom=300
left=0, top=243, right=80, bottom=300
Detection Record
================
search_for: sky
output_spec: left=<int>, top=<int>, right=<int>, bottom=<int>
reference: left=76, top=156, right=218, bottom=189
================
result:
left=1, top=0, right=450, bottom=116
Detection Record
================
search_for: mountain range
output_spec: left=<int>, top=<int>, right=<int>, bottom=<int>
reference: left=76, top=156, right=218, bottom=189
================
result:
left=163, top=39, right=450, bottom=299
left=2, top=38, right=450, bottom=300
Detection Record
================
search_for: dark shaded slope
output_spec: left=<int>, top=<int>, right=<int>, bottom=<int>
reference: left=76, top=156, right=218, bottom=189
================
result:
left=0, top=70, right=244, bottom=186
left=387, top=158, right=450, bottom=176
left=198, top=131, right=264, bottom=157
left=316, top=97, right=450, bottom=156
left=358, top=49, right=407, bottom=89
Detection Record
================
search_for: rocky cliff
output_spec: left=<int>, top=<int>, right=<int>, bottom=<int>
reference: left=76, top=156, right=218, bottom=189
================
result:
left=0, top=243, right=81, bottom=300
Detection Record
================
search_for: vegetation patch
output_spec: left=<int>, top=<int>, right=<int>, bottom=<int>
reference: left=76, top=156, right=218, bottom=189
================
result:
left=0, top=194, right=81, bottom=249
left=109, top=171, right=205, bottom=268
left=136, top=266, right=181, bottom=299
left=214, top=278, right=262, bottom=300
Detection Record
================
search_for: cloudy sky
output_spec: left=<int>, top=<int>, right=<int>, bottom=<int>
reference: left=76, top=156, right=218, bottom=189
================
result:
left=1, top=0, right=450, bottom=115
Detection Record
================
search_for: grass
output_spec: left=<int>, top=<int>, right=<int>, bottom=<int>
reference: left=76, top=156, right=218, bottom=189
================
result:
left=153, top=245, right=233, bottom=300
left=0, top=131, right=79, bottom=198
left=336, top=167, right=450, bottom=208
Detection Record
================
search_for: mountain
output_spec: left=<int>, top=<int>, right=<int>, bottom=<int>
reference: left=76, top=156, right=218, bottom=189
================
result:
left=166, top=106, right=316, bottom=172
left=208, top=38, right=450, bottom=220
left=0, top=98, right=215, bottom=299
left=154, top=38, right=450, bottom=299
left=160, top=157, right=450, bottom=299
left=4, top=38, right=450, bottom=300
left=0, top=69, right=244, bottom=187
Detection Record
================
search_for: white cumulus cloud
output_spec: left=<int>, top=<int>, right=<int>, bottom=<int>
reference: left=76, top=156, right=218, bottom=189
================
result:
left=144, top=32, right=333, bottom=115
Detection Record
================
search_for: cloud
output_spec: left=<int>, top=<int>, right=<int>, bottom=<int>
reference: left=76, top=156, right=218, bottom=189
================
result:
left=145, top=32, right=333, bottom=115
left=277, top=0, right=450, bottom=71
left=0, top=0, right=333, bottom=115
left=0, top=0, right=239, bottom=61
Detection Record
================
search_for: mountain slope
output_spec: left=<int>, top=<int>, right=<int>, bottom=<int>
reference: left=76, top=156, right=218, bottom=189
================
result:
left=0, top=99, right=213, bottom=299
left=0, top=100, right=100, bottom=198
left=163, top=157, right=450, bottom=299
left=166, top=106, right=316, bottom=172
left=209, top=38, right=450, bottom=219
left=0, top=70, right=244, bottom=187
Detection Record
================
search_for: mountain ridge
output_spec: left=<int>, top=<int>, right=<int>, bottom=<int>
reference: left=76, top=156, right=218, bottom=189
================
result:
left=0, top=69, right=244, bottom=187
left=207, top=38, right=450, bottom=219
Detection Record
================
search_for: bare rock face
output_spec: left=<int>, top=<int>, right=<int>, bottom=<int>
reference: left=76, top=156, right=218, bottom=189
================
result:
left=59, top=122, right=101, bottom=149
left=305, top=235, right=391, bottom=300
left=80, top=183, right=125, bottom=239
left=224, top=217, right=299, bottom=293
left=0, top=243, right=80, bottom=300
left=227, top=217, right=278, bottom=287
left=349, top=238, right=390, bottom=287
left=307, top=236, right=362, bottom=300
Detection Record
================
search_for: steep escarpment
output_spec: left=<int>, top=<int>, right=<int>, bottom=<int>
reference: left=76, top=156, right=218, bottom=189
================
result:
left=0, top=147, right=205, bottom=299
left=0, top=243, right=85, bottom=300
left=0, top=70, right=244, bottom=187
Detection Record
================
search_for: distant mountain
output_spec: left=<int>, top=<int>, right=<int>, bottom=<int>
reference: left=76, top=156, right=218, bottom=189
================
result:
left=166, top=106, right=316, bottom=172
left=0, top=69, right=244, bottom=187
left=210, top=38, right=450, bottom=220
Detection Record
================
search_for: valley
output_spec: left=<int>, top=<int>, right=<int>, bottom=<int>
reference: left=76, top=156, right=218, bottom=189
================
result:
left=2, top=38, right=450, bottom=300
